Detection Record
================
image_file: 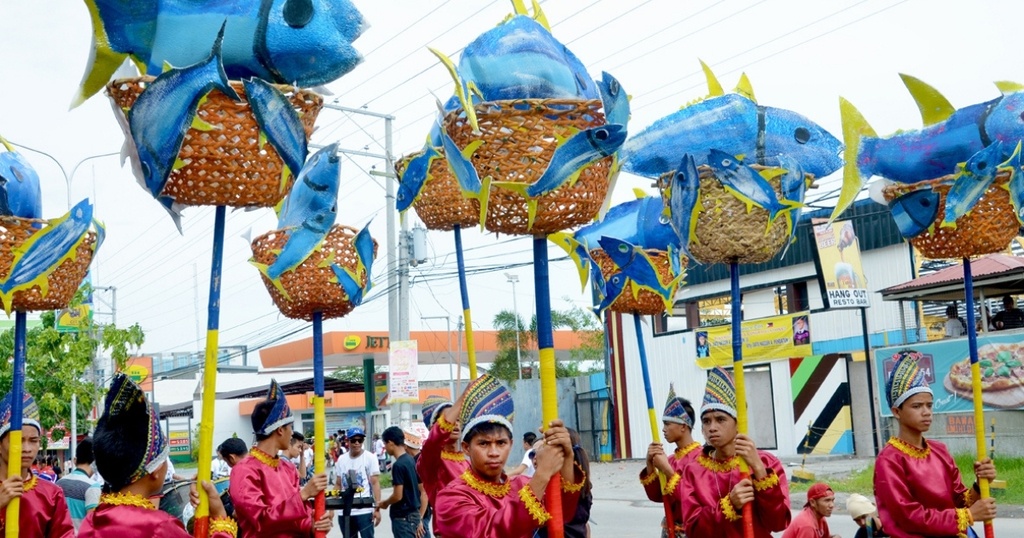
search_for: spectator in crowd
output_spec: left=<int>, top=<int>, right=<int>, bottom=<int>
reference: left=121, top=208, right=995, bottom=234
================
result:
left=847, top=494, right=890, bottom=538
left=378, top=426, right=421, bottom=538
left=783, top=482, right=839, bottom=538
left=992, top=295, right=1024, bottom=330
left=373, top=434, right=386, bottom=472
left=56, top=437, right=98, bottom=531
left=944, top=305, right=966, bottom=338
left=333, top=426, right=380, bottom=538
left=507, top=432, right=538, bottom=477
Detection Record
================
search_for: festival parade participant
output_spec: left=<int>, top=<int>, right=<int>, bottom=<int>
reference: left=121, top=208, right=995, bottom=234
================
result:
left=681, top=367, right=790, bottom=537
left=229, top=380, right=333, bottom=537
left=434, top=374, right=584, bottom=538
left=874, top=351, right=997, bottom=538
left=0, top=390, right=73, bottom=537
left=417, top=394, right=469, bottom=509
left=639, top=385, right=700, bottom=538
left=80, top=373, right=234, bottom=537
left=782, top=482, right=839, bottom=538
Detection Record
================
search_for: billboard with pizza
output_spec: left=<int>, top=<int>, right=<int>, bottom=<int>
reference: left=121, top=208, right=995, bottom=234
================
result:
left=876, top=331, right=1024, bottom=416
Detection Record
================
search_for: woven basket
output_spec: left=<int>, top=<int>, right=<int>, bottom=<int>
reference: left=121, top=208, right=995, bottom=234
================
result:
left=658, top=165, right=793, bottom=264
left=251, top=224, right=377, bottom=321
left=445, top=99, right=611, bottom=236
left=592, top=249, right=685, bottom=316
left=107, top=77, right=323, bottom=208
left=0, top=217, right=96, bottom=312
left=882, top=170, right=1018, bottom=259
left=395, top=151, right=480, bottom=231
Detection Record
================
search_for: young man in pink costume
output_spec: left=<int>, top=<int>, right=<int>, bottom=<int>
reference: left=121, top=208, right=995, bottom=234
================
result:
left=639, top=385, right=700, bottom=538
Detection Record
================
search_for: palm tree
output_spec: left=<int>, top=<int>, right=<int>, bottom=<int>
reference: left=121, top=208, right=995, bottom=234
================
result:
left=489, top=302, right=606, bottom=384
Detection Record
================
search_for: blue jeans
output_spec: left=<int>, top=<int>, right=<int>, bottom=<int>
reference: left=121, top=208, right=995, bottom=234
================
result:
left=391, top=512, right=422, bottom=538
left=337, top=512, right=375, bottom=538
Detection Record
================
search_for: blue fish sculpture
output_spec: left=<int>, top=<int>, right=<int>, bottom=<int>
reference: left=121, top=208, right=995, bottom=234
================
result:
left=126, top=28, right=239, bottom=232
left=1001, top=142, right=1024, bottom=225
left=76, top=0, right=366, bottom=105
left=620, top=64, right=842, bottom=181
left=493, top=123, right=626, bottom=229
left=330, top=221, right=375, bottom=306
left=594, top=271, right=627, bottom=316
left=598, top=71, right=630, bottom=128
left=277, top=144, right=340, bottom=230
left=438, top=129, right=490, bottom=227
left=243, top=77, right=308, bottom=190
left=777, top=155, right=808, bottom=242
left=707, top=149, right=797, bottom=232
left=396, top=125, right=444, bottom=214
left=0, top=139, right=42, bottom=219
left=941, top=141, right=1007, bottom=228
left=0, top=200, right=97, bottom=314
left=597, top=236, right=684, bottom=312
left=666, top=154, right=702, bottom=260
left=551, top=192, right=679, bottom=288
left=888, top=189, right=940, bottom=239
left=254, top=145, right=340, bottom=298
left=833, top=76, right=1024, bottom=220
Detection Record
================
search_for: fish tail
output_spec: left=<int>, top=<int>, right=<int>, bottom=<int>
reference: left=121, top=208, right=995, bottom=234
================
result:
left=526, top=199, right=539, bottom=231
left=477, top=176, right=492, bottom=231
left=208, top=24, right=241, bottom=101
left=427, top=47, right=479, bottom=134
left=251, top=260, right=291, bottom=301
left=549, top=233, right=590, bottom=289
left=73, top=0, right=134, bottom=108
left=597, top=155, right=621, bottom=221
left=831, top=97, right=878, bottom=222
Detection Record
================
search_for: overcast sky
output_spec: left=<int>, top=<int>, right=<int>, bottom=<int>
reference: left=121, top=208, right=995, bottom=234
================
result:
left=0, top=0, right=1017, bottom=356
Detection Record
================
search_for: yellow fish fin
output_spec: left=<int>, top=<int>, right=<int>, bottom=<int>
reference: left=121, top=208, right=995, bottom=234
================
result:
left=734, top=73, right=756, bottom=102
left=699, top=59, right=724, bottom=97
left=899, top=73, right=955, bottom=126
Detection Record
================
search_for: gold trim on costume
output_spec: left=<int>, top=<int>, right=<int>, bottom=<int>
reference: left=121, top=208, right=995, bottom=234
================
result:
left=961, top=488, right=977, bottom=507
left=675, top=442, right=701, bottom=460
left=251, top=447, right=280, bottom=468
left=441, top=450, right=465, bottom=462
left=461, top=470, right=511, bottom=499
left=698, top=453, right=740, bottom=473
left=719, top=496, right=741, bottom=522
left=887, top=437, right=930, bottom=459
left=661, top=473, right=681, bottom=496
left=23, top=474, right=38, bottom=493
left=956, top=507, right=973, bottom=535
left=562, top=461, right=587, bottom=493
left=519, top=485, right=552, bottom=525
left=210, top=516, right=239, bottom=537
left=639, top=470, right=659, bottom=486
left=100, top=491, right=157, bottom=510
left=752, top=471, right=780, bottom=492
left=437, top=413, right=456, bottom=433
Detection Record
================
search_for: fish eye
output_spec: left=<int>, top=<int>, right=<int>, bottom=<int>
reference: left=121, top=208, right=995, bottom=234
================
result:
left=617, top=244, right=629, bottom=253
left=976, top=161, right=988, bottom=170
left=722, top=159, right=732, bottom=167
left=1019, top=111, right=1024, bottom=122
left=595, top=129, right=609, bottom=141
left=794, top=127, right=811, bottom=144
left=283, top=0, right=314, bottom=28
left=658, top=215, right=669, bottom=225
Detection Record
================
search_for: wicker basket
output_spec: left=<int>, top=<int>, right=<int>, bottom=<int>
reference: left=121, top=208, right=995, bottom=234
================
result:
left=658, top=165, right=793, bottom=264
left=395, top=151, right=480, bottom=231
left=445, top=99, right=611, bottom=236
left=592, top=249, right=685, bottom=316
left=251, top=224, right=377, bottom=321
left=0, top=217, right=96, bottom=312
left=107, top=77, right=323, bottom=208
left=882, top=170, right=1018, bottom=259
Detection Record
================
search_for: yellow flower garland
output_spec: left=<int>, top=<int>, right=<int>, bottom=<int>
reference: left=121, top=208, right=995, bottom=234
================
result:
left=697, top=454, right=740, bottom=473
left=251, top=447, right=280, bottom=468
left=441, top=450, right=465, bottom=462
left=100, top=491, right=156, bottom=510
left=752, top=472, right=780, bottom=492
left=675, top=442, right=701, bottom=460
left=719, top=496, right=741, bottom=522
left=23, top=474, right=37, bottom=493
left=888, top=437, right=930, bottom=460
left=519, top=485, right=552, bottom=525
left=209, top=516, right=239, bottom=537
left=461, top=470, right=510, bottom=499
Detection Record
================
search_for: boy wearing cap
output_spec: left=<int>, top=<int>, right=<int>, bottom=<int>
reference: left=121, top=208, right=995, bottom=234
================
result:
left=847, top=494, right=890, bottom=538
left=782, top=482, right=839, bottom=538
left=680, top=367, right=790, bottom=538
left=639, top=385, right=700, bottom=538
left=333, top=426, right=381, bottom=537
left=417, top=395, right=469, bottom=509
left=434, top=374, right=584, bottom=538
left=80, top=374, right=234, bottom=537
left=874, top=351, right=997, bottom=538
left=0, top=392, right=74, bottom=537
left=230, top=379, right=333, bottom=537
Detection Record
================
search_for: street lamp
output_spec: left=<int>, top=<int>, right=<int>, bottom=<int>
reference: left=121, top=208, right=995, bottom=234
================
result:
left=505, top=273, right=523, bottom=380
left=421, top=315, right=453, bottom=398
left=10, top=141, right=119, bottom=210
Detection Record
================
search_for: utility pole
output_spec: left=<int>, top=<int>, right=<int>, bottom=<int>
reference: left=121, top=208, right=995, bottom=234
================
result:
left=505, top=273, right=523, bottom=380
left=422, top=316, right=453, bottom=398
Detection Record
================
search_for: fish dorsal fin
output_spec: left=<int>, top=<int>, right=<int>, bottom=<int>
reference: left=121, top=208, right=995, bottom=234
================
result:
left=530, top=0, right=551, bottom=30
left=995, top=80, right=1024, bottom=95
left=632, top=187, right=647, bottom=199
left=0, top=135, right=13, bottom=153
left=899, top=73, right=955, bottom=126
left=510, top=0, right=528, bottom=15
left=734, top=73, right=756, bottom=102
left=699, top=59, right=724, bottom=97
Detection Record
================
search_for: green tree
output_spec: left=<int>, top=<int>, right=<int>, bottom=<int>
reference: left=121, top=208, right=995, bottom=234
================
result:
left=0, top=287, right=145, bottom=444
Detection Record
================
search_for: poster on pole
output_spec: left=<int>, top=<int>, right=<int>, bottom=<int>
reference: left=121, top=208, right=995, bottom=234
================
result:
left=812, top=219, right=870, bottom=309
left=388, top=340, right=419, bottom=403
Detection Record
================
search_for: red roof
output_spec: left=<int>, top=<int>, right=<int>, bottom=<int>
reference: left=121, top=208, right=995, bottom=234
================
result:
left=880, top=254, right=1024, bottom=301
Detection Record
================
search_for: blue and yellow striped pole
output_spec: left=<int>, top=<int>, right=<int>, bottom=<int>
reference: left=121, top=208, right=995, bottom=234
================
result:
left=633, top=313, right=676, bottom=533
left=313, top=312, right=327, bottom=538
left=194, top=206, right=227, bottom=538
left=533, top=237, right=563, bottom=538
left=454, top=225, right=478, bottom=379
left=730, top=262, right=754, bottom=538
left=963, top=258, right=995, bottom=538
left=5, top=311, right=27, bottom=538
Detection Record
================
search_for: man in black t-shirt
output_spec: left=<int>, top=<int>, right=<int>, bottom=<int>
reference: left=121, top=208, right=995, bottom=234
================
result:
left=993, top=295, right=1024, bottom=330
left=379, top=426, right=422, bottom=538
